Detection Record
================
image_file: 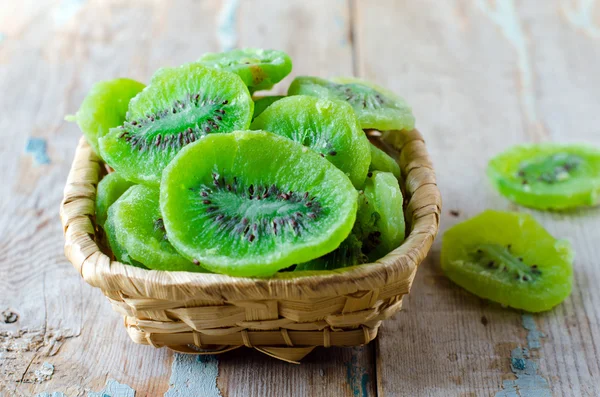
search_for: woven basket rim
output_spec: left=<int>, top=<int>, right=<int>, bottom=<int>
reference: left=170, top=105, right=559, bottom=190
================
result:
left=61, top=129, right=441, bottom=302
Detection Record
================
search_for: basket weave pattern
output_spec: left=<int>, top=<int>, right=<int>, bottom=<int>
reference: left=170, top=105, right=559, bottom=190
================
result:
left=60, top=129, right=441, bottom=363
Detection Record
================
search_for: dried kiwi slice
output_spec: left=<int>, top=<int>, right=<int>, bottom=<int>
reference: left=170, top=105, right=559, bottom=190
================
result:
left=369, top=143, right=401, bottom=179
left=67, top=78, right=145, bottom=158
left=252, top=95, right=284, bottom=121
left=105, top=185, right=203, bottom=272
left=295, top=234, right=366, bottom=272
left=160, top=130, right=358, bottom=277
left=288, top=76, right=415, bottom=131
left=199, top=48, right=292, bottom=92
left=488, top=143, right=600, bottom=210
left=95, top=172, right=135, bottom=228
left=441, top=210, right=573, bottom=312
left=251, top=95, right=370, bottom=188
left=356, top=171, right=405, bottom=261
left=99, top=63, right=253, bottom=186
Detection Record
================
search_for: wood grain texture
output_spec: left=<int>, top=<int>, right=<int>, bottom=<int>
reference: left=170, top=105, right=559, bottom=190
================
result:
left=2, top=0, right=599, bottom=396
left=354, top=0, right=600, bottom=396
left=0, top=0, right=375, bottom=396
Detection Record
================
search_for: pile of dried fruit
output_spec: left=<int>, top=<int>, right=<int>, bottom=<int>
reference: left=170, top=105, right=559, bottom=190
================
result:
left=68, top=48, right=411, bottom=277
left=68, top=47, right=600, bottom=313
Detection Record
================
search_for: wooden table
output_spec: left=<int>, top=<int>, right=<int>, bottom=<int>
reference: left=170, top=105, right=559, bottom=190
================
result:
left=1, top=1, right=599, bottom=396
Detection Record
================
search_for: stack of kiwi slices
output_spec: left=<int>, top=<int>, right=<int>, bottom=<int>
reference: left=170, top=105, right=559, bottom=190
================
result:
left=68, top=48, right=414, bottom=277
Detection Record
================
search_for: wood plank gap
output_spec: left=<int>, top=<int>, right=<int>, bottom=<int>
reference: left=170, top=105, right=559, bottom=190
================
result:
left=348, top=0, right=360, bottom=77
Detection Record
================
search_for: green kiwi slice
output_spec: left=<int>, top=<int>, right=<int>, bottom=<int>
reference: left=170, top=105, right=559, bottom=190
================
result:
left=295, top=234, right=366, bottom=272
left=252, top=95, right=284, bottom=120
left=105, top=184, right=203, bottom=272
left=199, top=48, right=292, bottom=92
left=488, top=143, right=600, bottom=210
left=356, top=171, right=405, bottom=261
left=95, top=172, right=135, bottom=228
left=441, top=210, right=573, bottom=312
left=288, top=76, right=415, bottom=131
left=160, top=130, right=358, bottom=277
left=66, top=78, right=145, bottom=158
left=99, top=63, right=253, bottom=186
left=369, top=143, right=401, bottom=179
left=250, top=95, right=371, bottom=188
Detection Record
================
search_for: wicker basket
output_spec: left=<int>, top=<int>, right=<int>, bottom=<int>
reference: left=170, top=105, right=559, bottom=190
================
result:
left=60, top=128, right=441, bottom=363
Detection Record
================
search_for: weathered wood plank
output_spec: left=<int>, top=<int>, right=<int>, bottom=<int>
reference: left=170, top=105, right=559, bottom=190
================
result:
left=354, top=0, right=600, bottom=396
left=0, top=0, right=376, bottom=396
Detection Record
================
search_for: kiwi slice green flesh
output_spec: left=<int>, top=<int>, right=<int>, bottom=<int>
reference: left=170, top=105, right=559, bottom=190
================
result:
left=67, top=78, right=145, bottom=158
left=95, top=172, right=135, bottom=228
left=99, top=63, right=253, bottom=186
left=488, top=143, right=600, bottom=210
left=295, top=234, right=366, bottom=272
left=199, top=48, right=292, bottom=92
left=252, top=95, right=284, bottom=120
left=105, top=185, right=204, bottom=272
left=288, top=76, right=415, bottom=131
left=369, top=143, right=401, bottom=179
left=356, top=171, right=405, bottom=261
left=441, top=210, right=573, bottom=312
left=251, top=95, right=371, bottom=188
left=160, top=130, right=358, bottom=277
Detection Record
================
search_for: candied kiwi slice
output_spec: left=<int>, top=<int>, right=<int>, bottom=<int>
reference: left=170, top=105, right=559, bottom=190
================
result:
left=441, top=210, right=573, bottom=312
left=295, top=234, right=366, bottom=272
left=488, top=143, right=600, bottom=210
left=251, top=95, right=371, bottom=188
left=252, top=95, right=284, bottom=121
left=99, top=63, right=253, bottom=186
left=96, top=172, right=135, bottom=228
left=67, top=78, right=145, bottom=158
left=199, top=48, right=292, bottom=92
left=105, top=185, right=204, bottom=272
left=369, top=143, right=401, bottom=179
left=160, top=130, right=358, bottom=277
left=288, top=76, right=415, bottom=131
left=356, top=171, right=405, bottom=261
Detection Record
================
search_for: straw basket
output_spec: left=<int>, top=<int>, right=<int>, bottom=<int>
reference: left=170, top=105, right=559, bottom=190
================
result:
left=60, top=128, right=441, bottom=363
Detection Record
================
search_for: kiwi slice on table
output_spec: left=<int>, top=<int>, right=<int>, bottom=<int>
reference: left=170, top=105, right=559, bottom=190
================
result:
left=251, top=95, right=371, bottom=188
left=441, top=210, right=573, bottom=312
left=288, top=76, right=415, bottom=131
left=160, top=130, right=358, bottom=277
left=99, top=63, right=253, bottom=186
left=66, top=78, right=145, bottom=158
left=488, top=143, right=600, bottom=210
left=105, top=185, right=203, bottom=272
left=369, top=143, right=401, bottom=179
left=356, top=171, right=405, bottom=261
left=95, top=172, right=135, bottom=228
left=199, top=48, right=292, bottom=92
left=252, top=95, right=284, bottom=120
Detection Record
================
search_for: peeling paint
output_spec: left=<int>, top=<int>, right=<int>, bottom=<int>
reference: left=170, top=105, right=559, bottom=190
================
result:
left=34, top=362, right=55, bottom=383
left=0, top=327, right=79, bottom=355
left=165, top=354, right=222, bottom=397
left=477, top=0, right=545, bottom=140
left=522, top=314, right=545, bottom=350
left=36, top=379, right=135, bottom=397
left=88, top=379, right=135, bottom=397
left=25, top=138, right=51, bottom=165
left=495, top=314, right=551, bottom=396
left=563, top=0, right=600, bottom=38
left=495, top=347, right=551, bottom=397
left=217, top=0, right=240, bottom=52
left=53, top=0, right=87, bottom=26
left=345, top=347, right=370, bottom=397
